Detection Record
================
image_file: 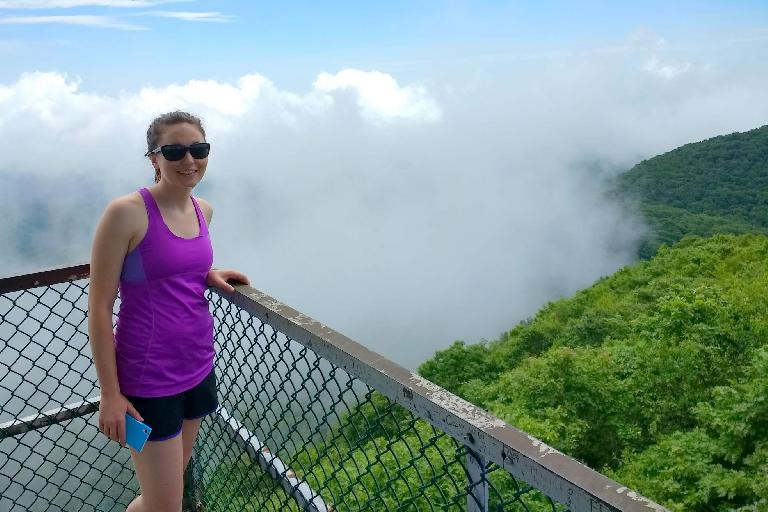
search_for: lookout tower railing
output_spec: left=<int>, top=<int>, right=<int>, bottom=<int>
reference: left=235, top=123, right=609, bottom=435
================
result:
left=0, top=264, right=668, bottom=512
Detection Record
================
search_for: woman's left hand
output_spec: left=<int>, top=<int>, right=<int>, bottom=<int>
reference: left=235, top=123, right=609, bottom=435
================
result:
left=206, top=269, right=250, bottom=293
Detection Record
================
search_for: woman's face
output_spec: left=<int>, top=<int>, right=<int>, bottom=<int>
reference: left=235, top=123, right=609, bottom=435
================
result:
left=150, top=122, right=208, bottom=188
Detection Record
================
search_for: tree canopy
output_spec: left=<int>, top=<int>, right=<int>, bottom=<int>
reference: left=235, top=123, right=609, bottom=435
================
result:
left=420, top=235, right=768, bottom=510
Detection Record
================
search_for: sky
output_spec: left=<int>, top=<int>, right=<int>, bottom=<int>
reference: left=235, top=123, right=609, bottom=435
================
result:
left=1, top=1, right=767, bottom=92
left=1, top=0, right=768, bottom=368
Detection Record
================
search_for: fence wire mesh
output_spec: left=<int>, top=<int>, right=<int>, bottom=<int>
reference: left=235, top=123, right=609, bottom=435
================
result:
left=1, top=278, right=136, bottom=511
left=200, top=292, right=564, bottom=512
left=1, top=268, right=660, bottom=512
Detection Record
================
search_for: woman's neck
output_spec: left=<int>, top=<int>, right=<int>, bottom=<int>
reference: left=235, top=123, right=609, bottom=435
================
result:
left=149, top=183, right=192, bottom=210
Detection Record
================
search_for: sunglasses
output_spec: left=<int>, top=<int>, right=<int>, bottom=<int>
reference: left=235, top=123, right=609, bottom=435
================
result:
left=146, top=142, right=211, bottom=161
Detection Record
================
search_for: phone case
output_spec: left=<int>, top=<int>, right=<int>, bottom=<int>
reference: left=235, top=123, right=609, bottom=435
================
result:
left=125, top=413, right=152, bottom=452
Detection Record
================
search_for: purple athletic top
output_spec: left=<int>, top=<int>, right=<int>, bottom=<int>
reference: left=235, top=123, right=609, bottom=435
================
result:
left=114, top=187, right=214, bottom=397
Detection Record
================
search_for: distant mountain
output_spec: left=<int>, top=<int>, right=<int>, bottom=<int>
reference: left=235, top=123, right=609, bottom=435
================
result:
left=617, top=125, right=768, bottom=257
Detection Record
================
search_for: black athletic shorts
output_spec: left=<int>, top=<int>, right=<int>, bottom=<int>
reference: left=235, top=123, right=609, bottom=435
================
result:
left=124, top=366, right=218, bottom=441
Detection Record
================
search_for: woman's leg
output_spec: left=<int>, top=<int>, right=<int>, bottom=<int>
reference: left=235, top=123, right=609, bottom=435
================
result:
left=126, top=434, right=184, bottom=512
left=180, top=366, right=216, bottom=471
left=181, top=417, right=203, bottom=471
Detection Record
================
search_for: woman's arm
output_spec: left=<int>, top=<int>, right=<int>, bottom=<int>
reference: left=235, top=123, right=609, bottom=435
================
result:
left=88, top=197, right=143, bottom=445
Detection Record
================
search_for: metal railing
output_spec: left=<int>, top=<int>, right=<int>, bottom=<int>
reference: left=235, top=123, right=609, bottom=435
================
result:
left=0, top=264, right=668, bottom=512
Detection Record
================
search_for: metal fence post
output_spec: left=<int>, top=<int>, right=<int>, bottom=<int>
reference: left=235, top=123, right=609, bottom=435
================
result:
left=466, top=448, right=489, bottom=512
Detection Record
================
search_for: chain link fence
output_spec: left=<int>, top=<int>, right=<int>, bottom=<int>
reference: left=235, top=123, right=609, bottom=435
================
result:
left=1, top=265, right=667, bottom=512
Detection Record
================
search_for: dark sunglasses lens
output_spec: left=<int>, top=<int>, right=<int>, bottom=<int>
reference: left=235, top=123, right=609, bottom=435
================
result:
left=160, top=145, right=187, bottom=161
left=189, top=143, right=210, bottom=159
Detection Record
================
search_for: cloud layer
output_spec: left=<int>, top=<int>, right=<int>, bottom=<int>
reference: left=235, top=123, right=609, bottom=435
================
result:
left=0, top=0, right=229, bottom=29
left=0, top=14, right=145, bottom=29
left=1, top=54, right=766, bottom=367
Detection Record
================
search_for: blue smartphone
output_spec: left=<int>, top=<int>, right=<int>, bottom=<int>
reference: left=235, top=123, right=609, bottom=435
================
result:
left=125, top=413, right=152, bottom=452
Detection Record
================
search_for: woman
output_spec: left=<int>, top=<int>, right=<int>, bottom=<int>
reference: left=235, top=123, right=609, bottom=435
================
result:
left=88, top=110, right=249, bottom=511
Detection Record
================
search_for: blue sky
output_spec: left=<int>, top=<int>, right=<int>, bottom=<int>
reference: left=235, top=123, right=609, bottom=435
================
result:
left=1, top=0, right=766, bottom=93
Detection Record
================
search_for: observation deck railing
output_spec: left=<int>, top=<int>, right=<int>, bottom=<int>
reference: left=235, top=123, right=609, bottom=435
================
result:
left=0, top=263, right=668, bottom=512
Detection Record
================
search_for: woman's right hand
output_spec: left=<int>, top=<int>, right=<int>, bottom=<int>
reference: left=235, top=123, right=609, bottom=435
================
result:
left=98, top=392, right=144, bottom=447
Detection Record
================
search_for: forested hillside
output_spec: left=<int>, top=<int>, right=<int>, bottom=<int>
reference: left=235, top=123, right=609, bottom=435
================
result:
left=420, top=235, right=768, bottom=511
left=617, top=125, right=768, bottom=257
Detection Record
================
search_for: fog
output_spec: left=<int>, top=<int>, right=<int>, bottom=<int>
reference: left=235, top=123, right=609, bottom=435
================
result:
left=2, top=46, right=767, bottom=368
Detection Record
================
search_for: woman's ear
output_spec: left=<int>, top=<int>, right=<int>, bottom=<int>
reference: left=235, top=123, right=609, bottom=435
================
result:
left=149, top=154, right=161, bottom=182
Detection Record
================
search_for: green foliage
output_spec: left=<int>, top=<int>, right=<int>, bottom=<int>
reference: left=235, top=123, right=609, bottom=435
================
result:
left=616, top=124, right=768, bottom=257
left=418, top=341, right=498, bottom=398
left=418, top=234, right=768, bottom=510
left=204, top=390, right=562, bottom=511
left=635, top=205, right=767, bottom=258
left=487, top=345, right=633, bottom=468
left=204, top=454, right=302, bottom=511
left=609, top=347, right=768, bottom=511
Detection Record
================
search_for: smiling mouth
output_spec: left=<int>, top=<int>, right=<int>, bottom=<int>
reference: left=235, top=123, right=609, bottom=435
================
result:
left=179, top=170, right=197, bottom=176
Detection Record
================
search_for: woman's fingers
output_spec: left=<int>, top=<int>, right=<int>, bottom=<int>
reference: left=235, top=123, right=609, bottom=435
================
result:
left=126, top=402, right=144, bottom=423
left=103, top=422, right=113, bottom=441
left=100, top=416, right=125, bottom=444
left=209, top=269, right=250, bottom=291
left=227, top=271, right=250, bottom=285
left=117, top=419, right=126, bottom=447
left=215, top=274, right=235, bottom=292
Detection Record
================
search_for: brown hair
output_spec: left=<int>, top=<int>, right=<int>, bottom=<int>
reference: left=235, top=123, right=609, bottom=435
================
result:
left=146, top=111, right=206, bottom=183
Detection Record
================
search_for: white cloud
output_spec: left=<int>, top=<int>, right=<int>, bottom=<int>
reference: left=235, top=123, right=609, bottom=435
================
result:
left=0, top=14, right=146, bottom=29
left=131, top=75, right=274, bottom=120
left=0, top=0, right=186, bottom=7
left=148, top=10, right=232, bottom=22
left=1, top=60, right=766, bottom=368
left=643, top=55, right=692, bottom=79
left=314, top=69, right=441, bottom=124
left=127, top=70, right=439, bottom=127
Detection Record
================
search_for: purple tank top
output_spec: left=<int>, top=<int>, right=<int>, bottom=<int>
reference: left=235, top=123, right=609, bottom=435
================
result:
left=114, top=187, right=214, bottom=397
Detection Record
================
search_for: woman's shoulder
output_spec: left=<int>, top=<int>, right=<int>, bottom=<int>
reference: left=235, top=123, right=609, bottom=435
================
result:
left=193, top=195, right=213, bottom=225
left=107, top=191, right=144, bottom=214
left=92, top=191, right=147, bottom=253
left=100, top=191, right=146, bottom=230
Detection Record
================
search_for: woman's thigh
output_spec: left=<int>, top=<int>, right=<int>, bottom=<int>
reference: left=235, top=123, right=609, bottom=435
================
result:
left=181, top=417, right=203, bottom=470
left=130, top=434, right=184, bottom=511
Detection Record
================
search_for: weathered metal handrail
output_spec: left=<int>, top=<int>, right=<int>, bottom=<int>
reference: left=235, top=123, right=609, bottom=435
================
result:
left=217, top=281, right=666, bottom=512
left=0, top=263, right=668, bottom=512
